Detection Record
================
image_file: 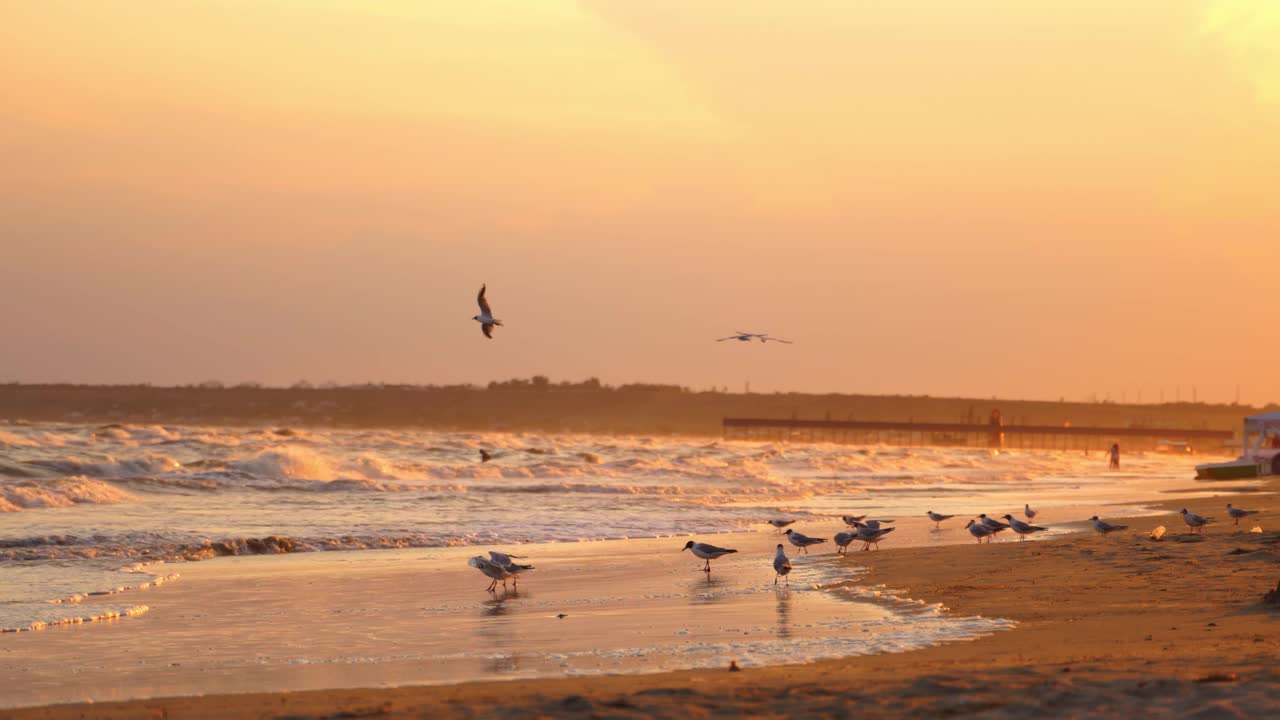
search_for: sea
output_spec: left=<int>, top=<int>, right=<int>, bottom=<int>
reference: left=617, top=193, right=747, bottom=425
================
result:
left=0, top=421, right=1227, bottom=636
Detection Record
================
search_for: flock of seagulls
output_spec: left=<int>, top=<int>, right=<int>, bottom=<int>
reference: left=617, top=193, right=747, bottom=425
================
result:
left=467, top=500, right=1265, bottom=590
left=472, top=284, right=794, bottom=346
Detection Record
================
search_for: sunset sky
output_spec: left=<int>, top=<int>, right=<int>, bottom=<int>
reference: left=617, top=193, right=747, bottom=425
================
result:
left=2, top=1, right=1277, bottom=404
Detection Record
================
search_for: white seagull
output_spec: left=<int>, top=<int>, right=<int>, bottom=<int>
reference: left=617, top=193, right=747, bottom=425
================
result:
left=1180, top=508, right=1213, bottom=534
left=850, top=522, right=896, bottom=550
left=1024, top=504, right=1039, bottom=520
left=472, top=284, right=503, bottom=339
left=978, top=514, right=1011, bottom=538
left=843, top=515, right=894, bottom=529
left=716, top=332, right=793, bottom=344
left=1226, top=504, right=1259, bottom=526
left=1090, top=516, right=1128, bottom=535
left=767, top=519, right=797, bottom=533
left=773, top=544, right=792, bottom=585
left=833, top=531, right=856, bottom=555
left=468, top=555, right=512, bottom=592
left=965, top=519, right=995, bottom=543
left=487, top=551, right=534, bottom=587
left=926, top=511, right=955, bottom=529
left=682, top=540, right=738, bottom=573
left=1001, top=514, right=1047, bottom=541
left=784, top=529, right=827, bottom=554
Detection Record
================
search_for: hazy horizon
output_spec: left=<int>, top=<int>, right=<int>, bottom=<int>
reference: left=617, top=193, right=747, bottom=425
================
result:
left=3, top=1, right=1278, bottom=405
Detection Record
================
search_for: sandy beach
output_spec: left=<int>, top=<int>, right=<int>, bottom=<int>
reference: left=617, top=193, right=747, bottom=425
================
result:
left=7, top=478, right=1276, bottom=719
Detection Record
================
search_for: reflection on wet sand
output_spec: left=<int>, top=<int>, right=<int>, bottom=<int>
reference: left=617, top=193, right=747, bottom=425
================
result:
left=775, top=589, right=793, bottom=639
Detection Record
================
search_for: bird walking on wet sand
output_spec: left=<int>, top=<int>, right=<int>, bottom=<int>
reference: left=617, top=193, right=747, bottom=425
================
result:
left=926, top=511, right=955, bottom=529
left=1090, top=516, right=1128, bottom=535
left=965, top=519, right=995, bottom=543
left=767, top=519, right=796, bottom=533
left=773, top=544, right=792, bottom=585
left=784, top=529, right=827, bottom=554
left=487, top=551, right=534, bottom=587
left=843, top=516, right=893, bottom=529
left=1226, top=504, right=1259, bottom=526
left=850, top=523, right=896, bottom=551
left=978, top=514, right=1011, bottom=539
left=472, top=284, right=503, bottom=339
left=682, top=541, right=738, bottom=574
left=1002, top=514, right=1047, bottom=541
left=833, top=531, right=856, bottom=555
left=1180, top=508, right=1213, bottom=534
left=1024, top=503, right=1039, bottom=520
left=468, top=556, right=512, bottom=592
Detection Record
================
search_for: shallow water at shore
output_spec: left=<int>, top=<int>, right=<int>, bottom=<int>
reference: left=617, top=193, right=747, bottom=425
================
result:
left=1, top=422, right=1261, bottom=706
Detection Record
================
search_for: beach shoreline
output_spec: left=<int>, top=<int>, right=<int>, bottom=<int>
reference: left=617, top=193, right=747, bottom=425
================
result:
left=8, top=480, right=1277, bottom=719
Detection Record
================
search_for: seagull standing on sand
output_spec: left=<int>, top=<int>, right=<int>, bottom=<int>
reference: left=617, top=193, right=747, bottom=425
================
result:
left=1226, top=504, right=1259, bottom=526
left=965, top=519, right=995, bottom=543
left=850, top=522, right=896, bottom=550
left=767, top=519, right=796, bottom=533
left=978, top=514, right=1011, bottom=539
left=472, top=284, right=502, bottom=339
left=468, top=556, right=512, bottom=592
left=773, top=544, right=792, bottom=585
left=1001, top=514, right=1047, bottom=541
left=682, top=541, right=738, bottom=574
left=1180, top=508, right=1213, bottom=535
left=833, top=531, right=856, bottom=555
left=487, top=550, right=534, bottom=588
left=1024, top=504, right=1039, bottom=520
left=1090, top=516, right=1128, bottom=535
left=784, top=529, right=827, bottom=554
left=843, top=516, right=894, bottom=529
left=926, top=511, right=955, bottom=529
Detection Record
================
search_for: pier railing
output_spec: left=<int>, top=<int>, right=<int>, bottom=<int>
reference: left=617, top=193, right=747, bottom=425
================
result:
left=722, top=418, right=1234, bottom=451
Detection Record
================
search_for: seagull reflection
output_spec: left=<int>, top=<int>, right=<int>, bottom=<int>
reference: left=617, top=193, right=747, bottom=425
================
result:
left=775, top=589, right=793, bottom=640
left=482, top=590, right=520, bottom=617
left=690, top=576, right=726, bottom=605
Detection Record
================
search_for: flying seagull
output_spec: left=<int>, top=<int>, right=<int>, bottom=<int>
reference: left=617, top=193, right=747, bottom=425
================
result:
left=473, top=284, right=502, bottom=339
left=716, top=332, right=793, bottom=344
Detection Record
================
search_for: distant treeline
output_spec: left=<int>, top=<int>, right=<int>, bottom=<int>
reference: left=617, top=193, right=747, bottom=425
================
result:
left=0, top=381, right=1270, bottom=437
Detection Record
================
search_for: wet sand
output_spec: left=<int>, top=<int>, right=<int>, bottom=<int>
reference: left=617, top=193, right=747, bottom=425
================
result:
left=8, top=482, right=1279, bottom=719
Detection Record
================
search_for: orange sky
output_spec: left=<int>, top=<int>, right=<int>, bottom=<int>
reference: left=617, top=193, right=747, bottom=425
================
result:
left=2, top=1, right=1277, bottom=404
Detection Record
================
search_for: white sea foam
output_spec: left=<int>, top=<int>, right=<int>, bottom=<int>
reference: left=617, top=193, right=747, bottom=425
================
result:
left=0, top=475, right=135, bottom=512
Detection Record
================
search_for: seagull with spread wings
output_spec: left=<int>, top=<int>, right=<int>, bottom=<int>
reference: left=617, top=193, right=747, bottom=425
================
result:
left=472, top=284, right=503, bottom=339
left=716, top=332, right=793, bottom=344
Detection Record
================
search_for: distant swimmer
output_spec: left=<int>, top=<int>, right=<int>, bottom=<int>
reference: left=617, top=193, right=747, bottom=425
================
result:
left=472, top=284, right=502, bottom=339
left=716, top=332, right=793, bottom=344
left=1108, top=443, right=1120, bottom=469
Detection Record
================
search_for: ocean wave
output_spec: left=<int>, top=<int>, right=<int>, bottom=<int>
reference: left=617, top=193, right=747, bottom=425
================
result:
left=0, top=476, right=135, bottom=512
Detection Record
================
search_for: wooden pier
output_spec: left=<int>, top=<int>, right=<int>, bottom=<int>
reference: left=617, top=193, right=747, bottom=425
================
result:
left=722, top=418, right=1234, bottom=452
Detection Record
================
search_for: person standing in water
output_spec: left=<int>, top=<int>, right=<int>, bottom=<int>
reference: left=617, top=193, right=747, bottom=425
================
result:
left=1108, top=443, right=1120, bottom=469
